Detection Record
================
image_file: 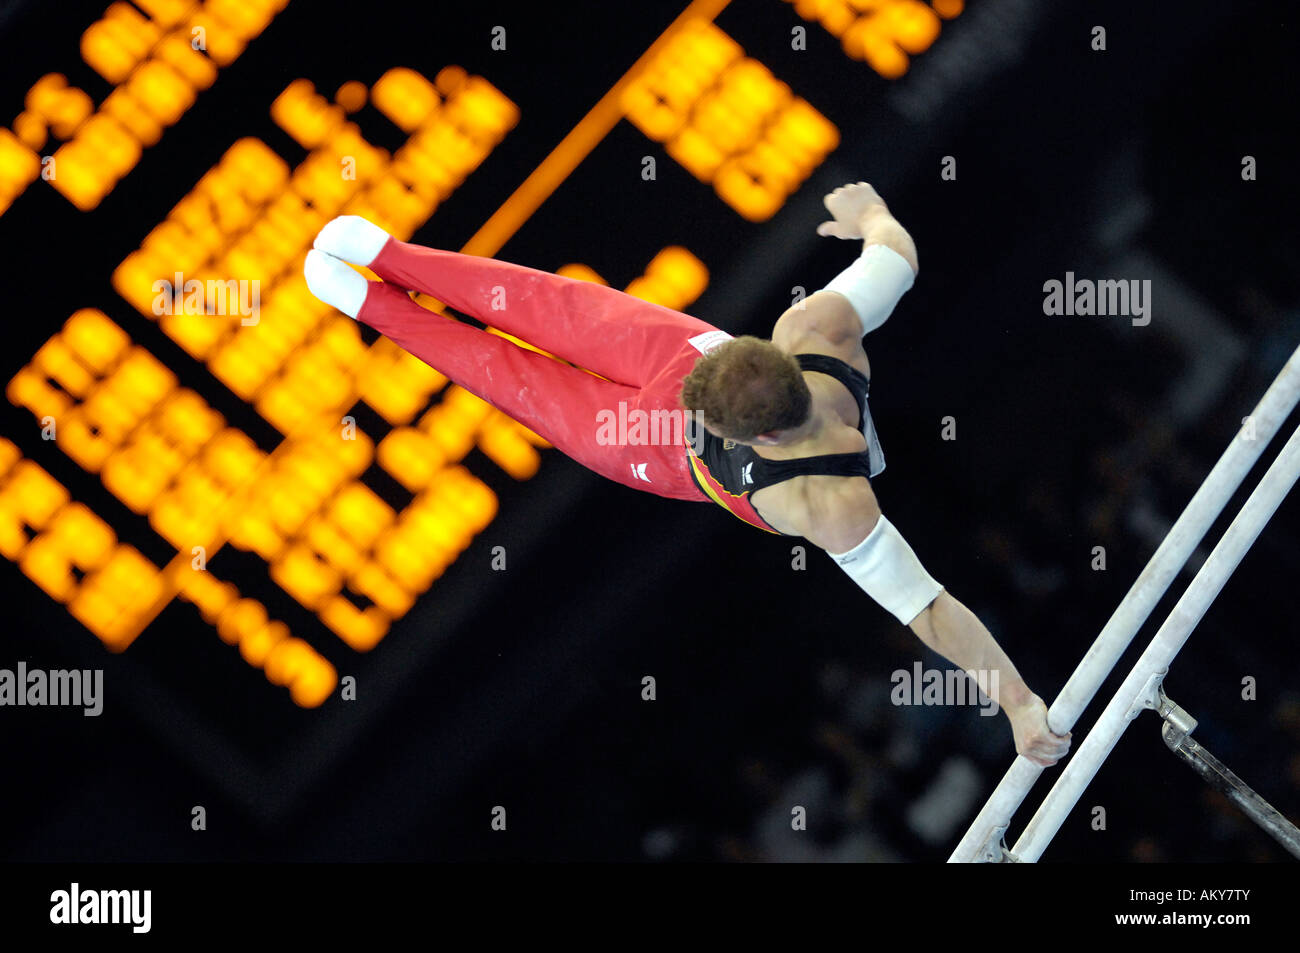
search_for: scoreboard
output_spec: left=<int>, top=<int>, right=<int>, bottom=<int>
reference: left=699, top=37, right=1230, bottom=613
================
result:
left=0, top=0, right=965, bottom=817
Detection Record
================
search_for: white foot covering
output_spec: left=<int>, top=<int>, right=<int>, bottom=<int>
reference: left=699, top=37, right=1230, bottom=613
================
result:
left=312, top=215, right=392, bottom=267
left=304, top=249, right=368, bottom=319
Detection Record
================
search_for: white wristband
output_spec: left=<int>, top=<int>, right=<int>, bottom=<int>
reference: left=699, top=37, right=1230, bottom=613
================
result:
left=826, top=513, right=944, bottom=625
left=822, top=243, right=915, bottom=335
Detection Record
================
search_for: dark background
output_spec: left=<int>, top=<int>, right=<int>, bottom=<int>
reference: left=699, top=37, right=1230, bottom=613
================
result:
left=0, top=0, right=1297, bottom=863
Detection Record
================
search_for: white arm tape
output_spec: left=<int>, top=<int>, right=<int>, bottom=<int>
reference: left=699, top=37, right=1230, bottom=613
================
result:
left=826, top=514, right=944, bottom=625
left=822, top=243, right=916, bottom=335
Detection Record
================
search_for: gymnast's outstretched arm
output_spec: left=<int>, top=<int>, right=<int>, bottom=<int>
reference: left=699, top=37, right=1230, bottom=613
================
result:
left=907, top=591, right=1071, bottom=767
left=814, top=500, right=1072, bottom=768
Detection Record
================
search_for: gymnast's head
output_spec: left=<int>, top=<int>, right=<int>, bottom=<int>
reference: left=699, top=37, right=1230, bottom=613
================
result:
left=679, top=335, right=812, bottom=446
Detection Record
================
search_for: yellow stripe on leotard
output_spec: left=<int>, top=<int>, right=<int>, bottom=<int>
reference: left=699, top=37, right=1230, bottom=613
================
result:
left=685, top=444, right=782, bottom=535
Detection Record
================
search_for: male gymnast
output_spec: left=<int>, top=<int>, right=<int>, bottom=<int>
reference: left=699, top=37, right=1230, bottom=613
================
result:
left=304, top=182, right=1071, bottom=767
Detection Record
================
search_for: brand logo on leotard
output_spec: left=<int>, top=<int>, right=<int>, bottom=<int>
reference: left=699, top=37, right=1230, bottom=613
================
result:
left=631, top=462, right=651, bottom=482
left=741, top=462, right=754, bottom=485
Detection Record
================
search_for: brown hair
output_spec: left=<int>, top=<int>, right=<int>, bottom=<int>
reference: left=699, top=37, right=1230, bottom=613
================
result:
left=679, top=335, right=811, bottom=441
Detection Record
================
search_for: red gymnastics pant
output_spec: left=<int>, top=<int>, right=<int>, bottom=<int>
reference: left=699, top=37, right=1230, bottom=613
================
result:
left=357, top=238, right=718, bottom=501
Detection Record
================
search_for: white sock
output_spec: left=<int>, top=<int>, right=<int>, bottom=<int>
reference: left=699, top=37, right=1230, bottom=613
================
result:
left=312, top=215, right=392, bottom=267
left=304, top=249, right=368, bottom=319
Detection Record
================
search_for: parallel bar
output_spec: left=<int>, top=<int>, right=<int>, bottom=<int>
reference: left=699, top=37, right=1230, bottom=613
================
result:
left=1161, top=723, right=1300, bottom=860
left=949, top=342, right=1300, bottom=862
left=1010, top=421, right=1300, bottom=861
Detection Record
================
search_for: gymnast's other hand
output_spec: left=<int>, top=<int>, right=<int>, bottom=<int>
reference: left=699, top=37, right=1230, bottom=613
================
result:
left=816, top=182, right=892, bottom=240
